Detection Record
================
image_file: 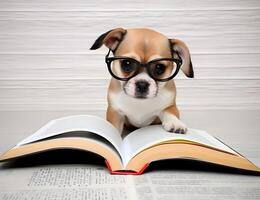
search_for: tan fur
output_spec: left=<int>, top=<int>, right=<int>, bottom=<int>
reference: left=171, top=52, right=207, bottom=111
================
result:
left=115, top=29, right=172, bottom=61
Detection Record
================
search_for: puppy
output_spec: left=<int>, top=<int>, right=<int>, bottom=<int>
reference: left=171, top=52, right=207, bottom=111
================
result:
left=90, top=28, right=194, bottom=134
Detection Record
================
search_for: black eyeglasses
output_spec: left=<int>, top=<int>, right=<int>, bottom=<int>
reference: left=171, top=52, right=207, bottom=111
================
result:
left=105, top=49, right=182, bottom=82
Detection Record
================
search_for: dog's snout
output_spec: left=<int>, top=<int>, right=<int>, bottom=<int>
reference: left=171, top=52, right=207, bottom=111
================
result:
left=135, top=81, right=149, bottom=94
left=124, top=72, right=157, bottom=99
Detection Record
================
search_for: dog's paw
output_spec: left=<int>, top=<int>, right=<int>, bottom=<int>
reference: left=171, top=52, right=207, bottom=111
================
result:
left=162, top=117, right=187, bottom=134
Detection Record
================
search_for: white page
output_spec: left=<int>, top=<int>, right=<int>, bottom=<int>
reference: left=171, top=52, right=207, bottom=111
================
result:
left=16, top=115, right=123, bottom=156
left=122, top=125, right=239, bottom=166
left=1, top=165, right=258, bottom=200
left=131, top=170, right=260, bottom=200
left=0, top=166, right=136, bottom=200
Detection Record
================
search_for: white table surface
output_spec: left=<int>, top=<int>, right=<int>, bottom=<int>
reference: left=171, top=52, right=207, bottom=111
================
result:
left=0, top=110, right=259, bottom=199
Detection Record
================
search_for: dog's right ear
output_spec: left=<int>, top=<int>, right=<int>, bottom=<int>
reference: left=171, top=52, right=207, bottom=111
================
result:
left=90, top=28, right=127, bottom=51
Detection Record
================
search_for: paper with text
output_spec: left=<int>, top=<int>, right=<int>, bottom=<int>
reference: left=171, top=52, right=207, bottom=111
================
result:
left=1, top=165, right=259, bottom=200
left=0, top=165, right=136, bottom=200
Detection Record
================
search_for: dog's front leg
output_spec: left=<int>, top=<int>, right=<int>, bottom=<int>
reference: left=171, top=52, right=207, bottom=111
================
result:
left=159, top=105, right=187, bottom=134
left=106, top=106, right=125, bottom=134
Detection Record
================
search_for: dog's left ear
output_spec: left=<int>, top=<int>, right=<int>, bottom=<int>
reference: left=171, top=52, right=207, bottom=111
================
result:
left=169, top=39, right=194, bottom=78
left=90, top=28, right=127, bottom=51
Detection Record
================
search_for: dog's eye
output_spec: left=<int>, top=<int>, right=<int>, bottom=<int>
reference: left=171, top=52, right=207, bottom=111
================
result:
left=121, top=59, right=135, bottom=73
left=154, top=64, right=166, bottom=75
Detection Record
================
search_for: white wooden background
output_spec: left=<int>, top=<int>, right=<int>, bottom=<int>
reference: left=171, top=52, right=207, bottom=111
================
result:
left=0, top=0, right=260, bottom=111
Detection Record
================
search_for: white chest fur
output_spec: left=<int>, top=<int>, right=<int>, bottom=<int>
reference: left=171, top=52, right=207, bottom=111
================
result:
left=109, top=88, right=175, bottom=127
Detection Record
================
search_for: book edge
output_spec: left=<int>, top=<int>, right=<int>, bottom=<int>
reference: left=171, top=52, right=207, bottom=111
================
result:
left=0, top=138, right=124, bottom=170
left=105, top=160, right=149, bottom=175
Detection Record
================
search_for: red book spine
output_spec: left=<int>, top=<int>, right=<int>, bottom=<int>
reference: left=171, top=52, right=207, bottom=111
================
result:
left=105, top=160, right=149, bottom=175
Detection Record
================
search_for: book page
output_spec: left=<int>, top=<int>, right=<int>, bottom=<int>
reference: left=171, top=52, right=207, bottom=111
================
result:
left=1, top=164, right=259, bottom=200
left=131, top=170, right=260, bottom=200
left=0, top=165, right=136, bottom=200
left=122, top=125, right=239, bottom=165
left=16, top=115, right=123, bottom=156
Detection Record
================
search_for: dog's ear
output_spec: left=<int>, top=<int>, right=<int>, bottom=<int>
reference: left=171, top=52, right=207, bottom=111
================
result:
left=90, top=28, right=127, bottom=51
left=169, top=39, right=194, bottom=78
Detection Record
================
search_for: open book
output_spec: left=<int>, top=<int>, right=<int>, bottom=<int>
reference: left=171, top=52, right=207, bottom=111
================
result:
left=0, top=115, right=259, bottom=175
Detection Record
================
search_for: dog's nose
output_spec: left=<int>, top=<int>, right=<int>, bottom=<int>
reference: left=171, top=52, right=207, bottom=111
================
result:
left=135, top=81, right=149, bottom=94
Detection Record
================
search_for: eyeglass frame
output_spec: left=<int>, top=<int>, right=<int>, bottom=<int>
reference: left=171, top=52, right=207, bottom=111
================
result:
left=105, top=49, right=182, bottom=82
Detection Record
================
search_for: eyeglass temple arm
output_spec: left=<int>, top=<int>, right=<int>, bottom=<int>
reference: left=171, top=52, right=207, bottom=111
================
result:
left=105, top=49, right=111, bottom=58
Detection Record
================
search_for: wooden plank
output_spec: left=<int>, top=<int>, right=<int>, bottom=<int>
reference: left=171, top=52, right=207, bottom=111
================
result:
left=0, top=65, right=260, bottom=81
left=0, top=0, right=259, bottom=11
left=0, top=10, right=259, bottom=35
left=0, top=66, right=259, bottom=79
left=0, top=100, right=258, bottom=110
left=1, top=53, right=259, bottom=68
left=0, top=102, right=259, bottom=111
left=1, top=79, right=259, bottom=88
left=0, top=79, right=259, bottom=111
left=0, top=33, right=260, bottom=54
left=1, top=87, right=258, bottom=102
left=0, top=52, right=260, bottom=79
left=0, top=10, right=259, bottom=54
left=0, top=53, right=259, bottom=79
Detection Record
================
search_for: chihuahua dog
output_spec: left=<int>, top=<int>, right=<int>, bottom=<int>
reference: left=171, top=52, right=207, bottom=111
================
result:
left=90, top=28, right=194, bottom=134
